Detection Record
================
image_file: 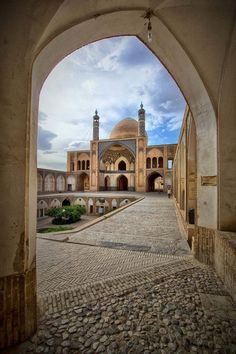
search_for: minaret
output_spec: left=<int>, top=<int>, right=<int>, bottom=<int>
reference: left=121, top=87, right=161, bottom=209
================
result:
left=138, top=102, right=145, bottom=136
left=93, top=109, right=100, bottom=140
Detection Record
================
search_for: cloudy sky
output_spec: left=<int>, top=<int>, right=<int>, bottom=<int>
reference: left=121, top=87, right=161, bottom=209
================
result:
left=38, top=36, right=186, bottom=170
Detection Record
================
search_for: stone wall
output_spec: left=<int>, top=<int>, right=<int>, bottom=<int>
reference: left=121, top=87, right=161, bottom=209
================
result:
left=193, top=226, right=215, bottom=266
left=214, top=231, right=236, bottom=302
left=193, top=226, right=236, bottom=302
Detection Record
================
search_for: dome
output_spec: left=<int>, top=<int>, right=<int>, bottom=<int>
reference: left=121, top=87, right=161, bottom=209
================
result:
left=110, top=118, right=138, bottom=139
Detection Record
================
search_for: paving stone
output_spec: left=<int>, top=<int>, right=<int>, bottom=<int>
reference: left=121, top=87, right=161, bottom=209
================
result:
left=61, top=340, right=70, bottom=347
left=46, top=339, right=54, bottom=346
left=68, top=326, right=76, bottom=334
left=17, top=194, right=234, bottom=354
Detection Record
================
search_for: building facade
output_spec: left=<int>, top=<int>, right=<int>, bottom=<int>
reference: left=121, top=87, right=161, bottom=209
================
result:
left=67, top=104, right=177, bottom=193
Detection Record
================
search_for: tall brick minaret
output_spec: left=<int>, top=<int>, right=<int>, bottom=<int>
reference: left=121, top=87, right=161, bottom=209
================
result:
left=93, top=109, right=100, bottom=140
left=138, top=102, right=145, bottom=136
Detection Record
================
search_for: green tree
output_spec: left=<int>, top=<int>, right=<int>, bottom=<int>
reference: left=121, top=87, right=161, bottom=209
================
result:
left=46, top=205, right=86, bottom=224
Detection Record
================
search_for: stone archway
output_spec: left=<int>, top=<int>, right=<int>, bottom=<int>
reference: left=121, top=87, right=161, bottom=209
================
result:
left=147, top=172, right=163, bottom=192
left=2, top=1, right=236, bottom=349
left=62, top=198, right=70, bottom=206
left=32, top=7, right=218, bottom=229
left=117, top=175, right=128, bottom=191
left=118, top=160, right=126, bottom=171
left=77, top=172, right=89, bottom=191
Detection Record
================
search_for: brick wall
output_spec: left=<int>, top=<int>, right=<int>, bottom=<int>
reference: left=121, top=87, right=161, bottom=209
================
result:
left=214, top=231, right=236, bottom=302
left=0, top=263, right=37, bottom=349
left=193, top=226, right=236, bottom=302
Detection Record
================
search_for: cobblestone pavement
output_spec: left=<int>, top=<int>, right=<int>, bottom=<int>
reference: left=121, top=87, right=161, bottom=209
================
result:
left=68, top=194, right=189, bottom=255
left=39, top=193, right=190, bottom=256
left=37, top=240, right=191, bottom=297
left=14, top=194, right=236, bottom=353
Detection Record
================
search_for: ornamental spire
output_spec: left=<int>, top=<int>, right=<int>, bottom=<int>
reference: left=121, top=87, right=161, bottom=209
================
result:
left=93, top=109, right=100, bottom=140
left=94, top=109, right=99, bottom=119
left=138, top=102, right=145, bottom=137
left=138, top=102, right=145, bottom=114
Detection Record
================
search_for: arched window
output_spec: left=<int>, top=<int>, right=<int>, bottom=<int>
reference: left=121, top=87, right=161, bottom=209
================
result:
left=78, top=160, right=81, bottom=170
left=146, top=157, right=151, bottom=169
left=86, top=160, right=90, bottom=170
left=118, top=160, right=126, bottom=171
left=152, top=157, right=157, bottom=168
left=70, top=162, right=74, bottom=171
left=158, top=157, right=163, bottom=168
left=82, top=160, right=85, bottom=170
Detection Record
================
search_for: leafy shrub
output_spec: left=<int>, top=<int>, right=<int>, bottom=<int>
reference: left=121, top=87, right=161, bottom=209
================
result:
left=46, top=205, right=86, bottom=224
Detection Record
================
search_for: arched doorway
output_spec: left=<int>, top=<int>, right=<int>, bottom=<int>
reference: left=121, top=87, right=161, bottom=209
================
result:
left=67, top=175, right=76, bottom=191
left=147, top=172, right=163, bottom=192
left=117, top=175, right=128, bottom=191
left=104, top=176, right=110, bottom=191
left=62, top=198, right=70, bottom=206
left=78, top=173, right=89, bottom=191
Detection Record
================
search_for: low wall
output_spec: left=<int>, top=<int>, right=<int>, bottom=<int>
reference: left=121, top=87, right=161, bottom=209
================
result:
left=214, top=231, right=236, bottom=302
left=193, top=226, right=236, bottom=302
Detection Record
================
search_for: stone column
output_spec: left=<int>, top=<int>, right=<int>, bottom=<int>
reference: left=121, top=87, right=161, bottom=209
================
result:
left=90, top=141, right=99, bottom=191
left=0, top=7, right=37, bottom=348
left=218, top=26, right=236, bottom=231
left=163, top=145, right=168, bottom=192
left=135, top=137, right=146, bottom=192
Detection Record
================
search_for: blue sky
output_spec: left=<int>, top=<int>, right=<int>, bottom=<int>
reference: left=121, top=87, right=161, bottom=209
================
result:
left=38, top=36, right=186, bottom=170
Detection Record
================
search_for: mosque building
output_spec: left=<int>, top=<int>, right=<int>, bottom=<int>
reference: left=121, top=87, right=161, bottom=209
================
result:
left=67, top=104, right=177, bottom=193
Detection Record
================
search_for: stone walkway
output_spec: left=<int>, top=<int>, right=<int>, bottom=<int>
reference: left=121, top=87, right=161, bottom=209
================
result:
left=14, top=194, right=236, bottom=353
left=38, top=193, right=189, bottom=255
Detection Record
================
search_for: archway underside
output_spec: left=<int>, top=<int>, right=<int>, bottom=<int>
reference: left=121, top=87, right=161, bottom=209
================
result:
left=147, top=172, right=163, bottom=192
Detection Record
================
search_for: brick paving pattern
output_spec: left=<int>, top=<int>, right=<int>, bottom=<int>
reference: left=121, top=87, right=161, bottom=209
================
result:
left=68, top=193, right=189, bottom=254
left=14, top=193, right=236, bottom=353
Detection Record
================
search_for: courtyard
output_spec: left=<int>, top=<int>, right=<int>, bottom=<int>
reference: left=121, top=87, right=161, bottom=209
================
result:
left=11, top=193, right=236, bottom=354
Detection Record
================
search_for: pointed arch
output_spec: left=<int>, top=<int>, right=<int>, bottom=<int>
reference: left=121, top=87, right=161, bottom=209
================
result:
left=117, top=175, right=128, bottom=191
